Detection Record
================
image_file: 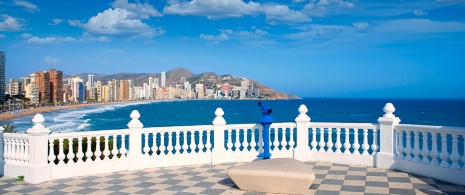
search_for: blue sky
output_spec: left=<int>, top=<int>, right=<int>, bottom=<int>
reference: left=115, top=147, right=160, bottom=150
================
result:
left=1, top=0, right=464, bottom=99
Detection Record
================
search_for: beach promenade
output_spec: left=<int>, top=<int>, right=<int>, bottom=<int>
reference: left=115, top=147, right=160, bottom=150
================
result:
left=2, top=161, right=465, bottom=195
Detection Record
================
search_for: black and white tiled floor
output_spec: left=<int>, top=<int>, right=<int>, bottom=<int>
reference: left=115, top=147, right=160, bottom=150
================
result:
left=1, top=161, right=465, bottom=194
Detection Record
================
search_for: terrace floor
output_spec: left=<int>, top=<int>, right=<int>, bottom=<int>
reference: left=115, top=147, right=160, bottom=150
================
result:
left=1, top=161, right=465, bottom=195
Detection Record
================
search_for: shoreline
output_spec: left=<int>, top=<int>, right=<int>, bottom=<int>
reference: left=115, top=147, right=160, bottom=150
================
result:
left=0, top=100, right=158, bottom=122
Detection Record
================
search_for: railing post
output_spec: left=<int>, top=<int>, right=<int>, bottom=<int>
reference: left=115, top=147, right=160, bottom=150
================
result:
left=294, top=104, right=311, bottom=161
left=26, top=114, right=52, bottom=184
left=0, top=126, right=4, bottom=176
left=127, top=110, right=144, bottom=171
left=212, top=108, right=227, bottom=164
left=376, top=103, right=401, bottom=169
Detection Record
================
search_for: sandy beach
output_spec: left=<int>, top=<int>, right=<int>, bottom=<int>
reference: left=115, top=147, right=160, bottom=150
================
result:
left=0, top=101, right=142, bottom=122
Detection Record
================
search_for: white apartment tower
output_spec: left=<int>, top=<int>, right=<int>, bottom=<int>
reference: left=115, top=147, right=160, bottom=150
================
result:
left=161, top=71, right=166, bottom=88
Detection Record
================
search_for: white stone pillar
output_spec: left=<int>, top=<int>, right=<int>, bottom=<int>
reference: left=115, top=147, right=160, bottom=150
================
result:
left=127, top=110, right=145, bottom=171
left=294, top=104, right=311, bottom=161
left=26, top=114, right=52, bottom=184
left=212, top=108, right=227, bottom=164
left=376, top=103, right=401, bottom=169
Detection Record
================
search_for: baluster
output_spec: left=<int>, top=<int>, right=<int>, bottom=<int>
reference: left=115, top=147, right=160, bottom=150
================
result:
left=396, top=130, right=404, bottom=159
left=239, top=129, right=245, bottom=152
left=18, top=140, right=25, bottom=165
left=421, top=132, right=430, bottom=164
left=246, top=129, right=252, bottom=151
left=24, top=140, right=29, bottom=164
left=8, top=139, right=13, bottom=164
left=0, top=138, right=3, bottom=164
left=205, top=130, right=212, bottom=152
left=462, top=135, right=465, bottom=171
left=327, top=128, right=334, bottom=153
left=58, top=138, right=65, bottom=164
left=120, top=135, right=127, bottom=158
left=343, top=128, right=351, bottom=154
left=289, top=128, right=295, bottom=149
left=371, top=128, right=378, bottom=155
left=404, top=131, right=412, bottom=160
left=318, top=128, right=326, bottom=152
left=353, top=129, right=360, bottom=155
left=182, top=131, right=188, bottom=154
left=412, top=131, right=421, bottom=162
left=311, top=128, right=317, bottom=151
left=335, top=128, right=342, bottom=153
left=439, top=133, right=450, bottom=167
left=85, top=137, right=92, bottom=162
left=250, top=129, right=257, bottom=151
left=190, top=131, right=195, bottom=153
left=76, top=137, right=84, bottom=163
left=144, top=133, right=150, bottom=155
left=111, top=135, right=119, bottom=160
left=103, top=135, right=110, bottom=161
left=273, top=128, right=279, bottom=151
left=3, top=139, right=9, bottom=164
left=430, top=132, right=439, bottom=165
left=48, top=139, right=55, bottom=164
left=280, top=128, right=287, bottom=150
left=167, top=132, right=174, bottom=155
left=226, top=130, right=233, bottom=151
left=449, top=134, right=461, bottom=169
left=151, top=133, right=157, bottom=155
left=199, top=130, right=205, bottom=153
left=95, top=137, right=102, bottom=161
left=160, top=132, right=166, bottom=154
left=362, top=129, right=369, bottom=155
left=13, top=139, right=19, bottom=164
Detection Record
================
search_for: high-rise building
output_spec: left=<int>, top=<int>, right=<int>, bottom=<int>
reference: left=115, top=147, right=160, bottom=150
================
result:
left=20, top=77, right=31, bottom=95
left=34, top=71, right=51, bottom=103
left=71, top=77, right=82, bottom=102
left=154, top=78, right=159, bottom=89
left=96, top=81, right=102, bottom=101
left=161, top=71, right=166, bottom=88
left=8, top=78, right=21, bottom=96
left=112, top=79, right=118, bottom=101
left=119, top=80, right=129, bottom=101
left=0, top=51, right=5, bottom=103
left=49, top=69, right=63, bottom=103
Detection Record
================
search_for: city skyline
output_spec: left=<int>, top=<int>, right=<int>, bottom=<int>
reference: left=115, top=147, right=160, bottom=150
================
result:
left=1, top=0, right=465, bottom=99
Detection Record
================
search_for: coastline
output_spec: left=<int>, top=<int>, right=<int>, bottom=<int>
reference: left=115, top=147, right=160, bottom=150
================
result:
left=0, top=100, right=157, bottom=122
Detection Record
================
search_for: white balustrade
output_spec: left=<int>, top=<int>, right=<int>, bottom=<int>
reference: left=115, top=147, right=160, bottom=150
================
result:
left=327, top=128, right=334, bottom=153
left=396, top=130, right=404, bottom=159
left=319, top=128, right=326, bottom=152
left=344, top=128, right=351, bottom=154
left=311, top=128, right=317, bottom=151
left=353, top=129, right=360, bottom=155
left=3, top=134, right=29, bottom=165
left=394, top=124, right=465, bottom=170
left=404, top=131, right=413, bottom=160
left=335, top=128, right=342, bottom=153
left=48, top=130, right=129, bottom=165
left=371, top=128, right=378, bottom=155
left=362, top=129, right=369, bottom=155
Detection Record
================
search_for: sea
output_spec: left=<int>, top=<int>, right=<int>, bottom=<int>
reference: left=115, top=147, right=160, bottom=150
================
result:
left=2, top=98, right=465, bottom=133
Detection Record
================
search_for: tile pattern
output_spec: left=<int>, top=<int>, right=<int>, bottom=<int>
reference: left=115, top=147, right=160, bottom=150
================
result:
left=1, top=161, right=465, bottom=195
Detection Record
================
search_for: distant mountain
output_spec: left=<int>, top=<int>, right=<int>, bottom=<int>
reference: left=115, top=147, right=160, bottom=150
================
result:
left=64, top=67, right=298, bottom=99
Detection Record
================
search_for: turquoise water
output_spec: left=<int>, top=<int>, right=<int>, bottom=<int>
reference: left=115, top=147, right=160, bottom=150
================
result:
left=3, top=98, right=465, bottom=133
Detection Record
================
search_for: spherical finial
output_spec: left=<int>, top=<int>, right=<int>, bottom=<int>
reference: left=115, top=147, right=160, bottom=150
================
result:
left=32, top=114, right=46, bottom=129
left=130, top=110, right=140, bottom=120
left=215, top=108, right=224, bottom=117
left=383, top=103, right=396, bottom=118
left=298, top=104, right=308, bottom=117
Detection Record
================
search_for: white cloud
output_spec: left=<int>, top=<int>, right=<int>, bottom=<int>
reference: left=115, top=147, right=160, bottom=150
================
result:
left=374, top=19, right=465, bottom=33
left=413, top=10, right=428, bottom=16
left=200, top=32, right=230, bottom=43
left=163, top=0, right=262, bottom=19
left=44, top=56, right=60, bottom=66
left=353, top=22, right=368, bottom=32
left=26, top=36, right=78, bottom=44
left=263, top=5, right=311, bottom=25
left=303, top=0, right=355, bottom=17
left=0, top=16, right=23, bottom=31
left=13, top=0, right=40, bottom=12
left=51, top=19, right=63, bottom=25
left=293, top=0, right=308, bottom=3
left=111, top=0, right=163, bottom=19
left=20, top=33, right=32, bottom=38
left=0, top=34, right=5, bottom=38
left=69, top=8, right=165, bottom=39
